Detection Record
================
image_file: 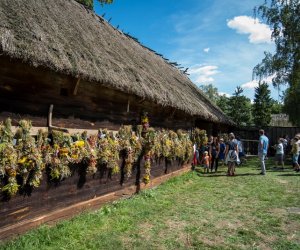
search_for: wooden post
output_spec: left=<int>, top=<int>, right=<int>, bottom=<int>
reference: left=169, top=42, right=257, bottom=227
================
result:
left=48, top=104, right=69, bottom=133
left=73, top=78, right=81, bottom=95
left=127, top=99, right=130, bottom=113
left=47, top=104, right=53, bottom=129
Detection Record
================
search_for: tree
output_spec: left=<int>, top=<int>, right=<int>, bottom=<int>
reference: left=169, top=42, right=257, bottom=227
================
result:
left=253, top=0, right=300, bottom=125
left=228, top=86, right=252, bottom=127
left=76, top=0, right=113, bottom=9
left=216, top=94, right=231, bottom=117
left=199, top=84, right=219, bottom=104
left=252, top=82, right=272, bottom=127
left=270, top=99, right=283, bottom=114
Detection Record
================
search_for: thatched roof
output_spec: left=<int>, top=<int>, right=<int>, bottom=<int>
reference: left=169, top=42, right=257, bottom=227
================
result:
left=0, top=0, right=233, bottom=125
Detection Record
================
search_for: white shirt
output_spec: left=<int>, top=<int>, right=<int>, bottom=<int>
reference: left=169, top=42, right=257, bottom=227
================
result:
left=276, top=143, right=284, bottom=155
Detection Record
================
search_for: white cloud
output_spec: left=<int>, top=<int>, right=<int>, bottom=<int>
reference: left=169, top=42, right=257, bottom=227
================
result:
left=227, top=16, right=272, bottom=44
left=241, top=79, right=260, bottom=89
left=219, top=92, right=231, bottom=97
left=189, top=65, right=219, bottom=84
left=203, top=47, right=210, bottom=53
left=241, top=76, right=274, bottom=89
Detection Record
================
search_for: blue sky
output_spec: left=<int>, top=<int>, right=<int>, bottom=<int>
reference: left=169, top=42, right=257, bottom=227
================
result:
left=95, top=0, right=281, bottom=100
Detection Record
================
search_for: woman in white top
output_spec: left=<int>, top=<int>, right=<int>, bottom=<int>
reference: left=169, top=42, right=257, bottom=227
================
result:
left=274, top=138, right=284, bottom=169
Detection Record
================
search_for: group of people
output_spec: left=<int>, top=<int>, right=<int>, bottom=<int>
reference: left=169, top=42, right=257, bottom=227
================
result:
left=193, top=129, right=300, bottom=176
left=193, top=133, right=245, bottom=176
left=196, top=136, right=225, bottom=174
left=273, top=133, right=300, bottom=172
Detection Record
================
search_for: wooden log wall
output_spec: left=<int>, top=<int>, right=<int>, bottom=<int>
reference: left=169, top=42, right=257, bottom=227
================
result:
left=0, top=157, right=189, bottom=239
left=0, top=56, right=193, bottom=131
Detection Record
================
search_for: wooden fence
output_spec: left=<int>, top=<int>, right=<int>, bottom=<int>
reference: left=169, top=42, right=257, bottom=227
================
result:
left=233, top=126, right=300, bottom=155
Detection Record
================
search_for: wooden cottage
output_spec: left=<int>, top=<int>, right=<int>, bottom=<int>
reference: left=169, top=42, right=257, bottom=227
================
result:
left=0, top=0, right=233, bottom=238
left=0, top=0, right=232, bottom=133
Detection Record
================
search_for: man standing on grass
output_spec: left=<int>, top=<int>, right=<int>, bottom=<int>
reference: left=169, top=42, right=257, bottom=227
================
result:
left=258, top=129, right=269, bottom=175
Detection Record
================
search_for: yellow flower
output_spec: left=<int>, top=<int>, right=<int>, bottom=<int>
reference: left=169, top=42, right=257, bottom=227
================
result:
left=59, top=148, right=69, bottom=154
left=18, top=156, right=27, bottom=164
left=74, top=141, right=85, bottom=147
left=143, top=174, right=150, bottom=184
left=71, top=154, right=78, bottom=159
left=141, top=117, right=149, bottom=123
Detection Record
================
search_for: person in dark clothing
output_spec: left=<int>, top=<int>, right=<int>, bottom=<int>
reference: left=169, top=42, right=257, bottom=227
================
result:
left=210, top=137, right=220, bottom=172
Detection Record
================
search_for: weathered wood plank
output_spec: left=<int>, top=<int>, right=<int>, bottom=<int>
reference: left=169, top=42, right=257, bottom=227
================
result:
left=0, top=165, right=191, bottom=240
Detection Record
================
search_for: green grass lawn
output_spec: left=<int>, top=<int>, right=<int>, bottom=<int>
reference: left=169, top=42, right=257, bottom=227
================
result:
left=1, top=157, right=300, bottom=250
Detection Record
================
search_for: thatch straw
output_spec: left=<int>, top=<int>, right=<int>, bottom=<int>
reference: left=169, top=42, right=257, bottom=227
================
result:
left=0, top=0, right=233, bottom=125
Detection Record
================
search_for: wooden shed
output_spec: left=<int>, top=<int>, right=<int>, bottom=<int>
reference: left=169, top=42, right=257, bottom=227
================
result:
left=0, top=0, right=233, bottom=239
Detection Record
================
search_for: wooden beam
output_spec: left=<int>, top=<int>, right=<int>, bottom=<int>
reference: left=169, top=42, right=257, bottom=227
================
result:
left=138, top=98, right=145, bottom=104
left=169, top=109, right=176, bottom=118
left=127, top=99, right=130, bottom=113
left=73, top=78, right=81, bottom=95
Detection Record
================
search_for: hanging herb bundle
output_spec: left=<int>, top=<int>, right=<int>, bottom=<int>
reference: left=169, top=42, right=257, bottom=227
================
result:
left=37, top=129, right=51, bottom=155
left=178, top=130, right=193, bottom=163
left=98, top=132, right=120, bottom=175
left=118, top=126, right=134, bottom=177
left=0, top=118, right=19, bottom=197
left=152, top=130, right=163, bottom=159
left=141, top=111, right=149, bottom=133
left=0, top=118, right=14, bottom=143
left=118, top=123, right=146, bottom=180
left=136, top=125, right=143, bottom=138
left=47, top=131, right=72, bottom=181
left=192, top=128, right=208, bottom=146
left=162, top=130, right=173, bottom=160
left=15, top=120, right=44, bottom=189
left=69, top=140, right=85, bottom=164
left=142, top=118, right=156, bottom=184
left=118, top=125, right=132, bottom=149
left=124, top=146, right=134, bottom=177
left=130, top=132, right=142, bottom=161
left=0, top=145, right=19, bottom=197
left=108, top=134, right=120, bottom=174
left=169, top=130, right=180, bottom=160
left=172, top=130, right=184, bottom=160
left=85, top=135, right=98, bottom=175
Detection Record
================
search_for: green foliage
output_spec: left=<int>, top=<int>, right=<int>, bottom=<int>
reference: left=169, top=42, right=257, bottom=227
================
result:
left=75, top=0, right=94, bottom=9
left=216, top=94, right=231, bottom=117
left=283, top=81, right=300, bottom=125
left=98, top=0, right=113, bottom=5
left=199, top=83, right=262, bottom=127
left=199, top=84, right=219, bottom=103
left=252, top=82, right=272, bottom=127
left=253, top=0, right=300, bottom=125
left=228, top=86, right=253, bottom=126
left=200, top=84, right=253, bottom=126
left=270, top=99, right=283, bottom=114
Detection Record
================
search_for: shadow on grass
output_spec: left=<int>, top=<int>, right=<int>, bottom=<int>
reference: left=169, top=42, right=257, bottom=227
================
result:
left=277, top=173, right=300, bottom=177
left=267, top=168, right=295, bottom=172
left=196, top=173, right=260, bottom=178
